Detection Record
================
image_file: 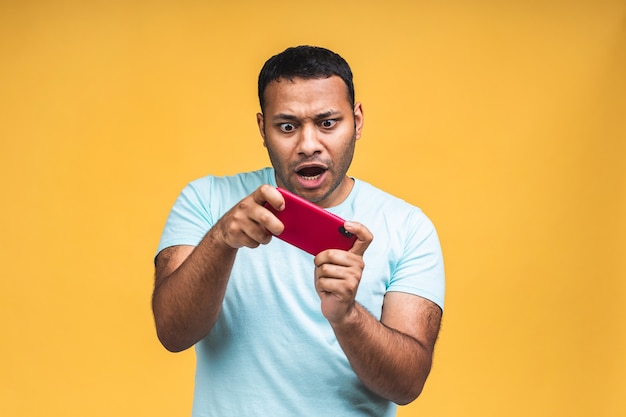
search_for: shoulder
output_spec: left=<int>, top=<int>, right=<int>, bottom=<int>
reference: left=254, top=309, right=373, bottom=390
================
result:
left=352, top=179, right=428, bottom=223
left=181, top=168, right=274, bottom=205
left=350, top=178, right=440, bottom=258
left=187, top=167, right=275, bottom=192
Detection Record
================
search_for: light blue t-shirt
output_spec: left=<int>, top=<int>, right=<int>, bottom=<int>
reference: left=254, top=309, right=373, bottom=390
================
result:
left=157, top=167, right=445, bottom=417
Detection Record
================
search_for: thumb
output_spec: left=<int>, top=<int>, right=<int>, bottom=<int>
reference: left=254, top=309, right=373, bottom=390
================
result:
left=344, top=221, right=372, bottom=257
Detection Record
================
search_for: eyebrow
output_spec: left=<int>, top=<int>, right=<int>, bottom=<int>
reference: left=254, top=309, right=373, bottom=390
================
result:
left=271, top=110, right=342, bottom=122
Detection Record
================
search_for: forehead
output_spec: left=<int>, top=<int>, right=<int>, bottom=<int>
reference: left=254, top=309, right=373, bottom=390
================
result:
left=262, top=76, right=351, bottom=114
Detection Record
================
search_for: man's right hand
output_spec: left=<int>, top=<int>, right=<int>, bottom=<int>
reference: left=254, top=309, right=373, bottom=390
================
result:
left=215, top=184, right=286, bottom=249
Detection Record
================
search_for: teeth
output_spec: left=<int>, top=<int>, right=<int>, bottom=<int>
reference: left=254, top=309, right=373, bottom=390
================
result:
left=301, top=174, right=321, bottom=181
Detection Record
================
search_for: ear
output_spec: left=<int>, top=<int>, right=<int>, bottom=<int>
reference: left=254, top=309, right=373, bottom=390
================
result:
left=256, top=113, right=267, bottom=147
left=353, top=102, right=364, bottom=140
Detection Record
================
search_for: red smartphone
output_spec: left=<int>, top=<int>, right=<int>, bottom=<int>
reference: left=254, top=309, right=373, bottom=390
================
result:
left=264, top=187, right=357, bottom=255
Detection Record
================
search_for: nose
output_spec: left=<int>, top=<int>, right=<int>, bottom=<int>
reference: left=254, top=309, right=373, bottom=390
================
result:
left=296, top=124, right=322, bottom=156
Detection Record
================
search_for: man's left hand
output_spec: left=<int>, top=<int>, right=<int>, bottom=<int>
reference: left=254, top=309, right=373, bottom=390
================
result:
left=313, top=221, right=373, bottom=325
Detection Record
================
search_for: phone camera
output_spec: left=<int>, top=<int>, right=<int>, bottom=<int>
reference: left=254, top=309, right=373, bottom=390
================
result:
left=338, top=226, right=354, bottom=238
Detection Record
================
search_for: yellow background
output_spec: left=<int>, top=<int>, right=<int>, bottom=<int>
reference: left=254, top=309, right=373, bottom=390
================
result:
left=1, top=1, right=624, bottom=416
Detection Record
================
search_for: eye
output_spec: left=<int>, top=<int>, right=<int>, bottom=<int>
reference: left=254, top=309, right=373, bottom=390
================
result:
left=279, top=123, right=296, bottom=133
left=320, top=119, right=337, bottom=128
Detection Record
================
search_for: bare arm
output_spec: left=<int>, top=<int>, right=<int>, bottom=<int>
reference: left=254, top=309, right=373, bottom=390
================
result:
left=152, top=185, right=285, bottom=352
left=152, top=235, right=236, bottom=352
left=331, top=293, right=441, bottom=404
left=314, top=222, right=442, bottom=404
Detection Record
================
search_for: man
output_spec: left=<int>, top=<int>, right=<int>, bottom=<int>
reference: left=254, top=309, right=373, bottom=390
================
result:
left=153, top=45, right=445, bottom=417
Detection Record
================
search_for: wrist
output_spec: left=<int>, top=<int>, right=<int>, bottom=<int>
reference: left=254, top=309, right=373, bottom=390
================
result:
left=330, top=302, right=363, bottom=331
left=206, top=224, right=239, bottom=253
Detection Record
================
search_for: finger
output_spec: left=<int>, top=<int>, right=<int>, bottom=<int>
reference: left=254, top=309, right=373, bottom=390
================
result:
left=315, top=261, right=362, bottom=289
left=342, top=221, right=373, bottom=257
left=250, top=185, right=285, bottom=236
left=253, top=184, right=284, bottom=210
left=315, top=274, right=358, bottom=297
left=243, top=222, right=274, bottom=246
left=219, top=210, right=272, bottom=248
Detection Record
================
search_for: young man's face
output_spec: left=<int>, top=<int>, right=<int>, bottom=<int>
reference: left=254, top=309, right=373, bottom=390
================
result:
left=257, top=76, right=364, bottom=208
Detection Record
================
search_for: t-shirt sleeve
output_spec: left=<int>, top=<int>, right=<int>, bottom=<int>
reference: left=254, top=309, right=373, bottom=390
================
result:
left=155, top=181, right=214, bottom=258
left=387, top=211, right=446, bottom=310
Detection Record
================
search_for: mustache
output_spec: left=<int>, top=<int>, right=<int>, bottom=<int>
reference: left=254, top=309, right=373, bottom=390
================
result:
left=289, top=156, right=332, bottom=170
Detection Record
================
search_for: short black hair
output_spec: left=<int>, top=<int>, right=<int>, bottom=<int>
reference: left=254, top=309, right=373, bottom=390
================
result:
left=258, top=45, right=355, bottom=112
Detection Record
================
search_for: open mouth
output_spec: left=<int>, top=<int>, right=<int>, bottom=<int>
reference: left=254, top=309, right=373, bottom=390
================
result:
left=297, top=166, right=326, bottom=181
